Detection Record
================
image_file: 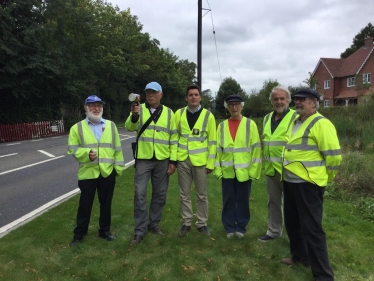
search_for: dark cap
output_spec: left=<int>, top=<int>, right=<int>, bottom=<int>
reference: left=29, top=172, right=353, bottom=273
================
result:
left=225, top=95, right=243, bottom=103
left=293, top=88, right=320, bottom=100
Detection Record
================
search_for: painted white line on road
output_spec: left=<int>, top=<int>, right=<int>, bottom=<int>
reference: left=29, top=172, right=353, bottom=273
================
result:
left=120, top=136, right=135, bottom=141
left=6, top=142, right=20, bottom=146
left=31, top=139, right=44, bottom=142
left=0, top=189, right=80, bottom=239
left=0, top=155, right=65, bottom=176
left=37, top=150, right=55, bottom=158
left=0, top=153, right=18, bottom=158
left=0, top=160, right=135, bottom=238
left=52, top=136, right=62, bottom=139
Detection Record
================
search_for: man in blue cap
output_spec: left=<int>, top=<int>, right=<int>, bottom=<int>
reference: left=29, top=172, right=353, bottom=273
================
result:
left=125, top=82, right=178, bottom=245
left=67, top=95, right=125, bottom=247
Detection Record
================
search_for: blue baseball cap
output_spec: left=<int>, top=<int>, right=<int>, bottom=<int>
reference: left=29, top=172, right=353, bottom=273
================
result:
left=144, top=82, right=162, bottom=92
left=293, top=88, right=320, bottom=100
left=84, top=95, right=105, bottom=105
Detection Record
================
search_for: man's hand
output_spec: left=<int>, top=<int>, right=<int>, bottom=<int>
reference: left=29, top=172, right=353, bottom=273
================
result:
left=206, top=168, right=213, bottom=174
left=131, top=103, right=140, bottom=117
left=89, top=150, right=97, bottom=161
left=167, top=164, right=176, bottom=175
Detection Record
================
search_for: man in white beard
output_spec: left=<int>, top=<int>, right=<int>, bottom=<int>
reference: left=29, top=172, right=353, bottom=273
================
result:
left=67, top=95, right=125, bottom=247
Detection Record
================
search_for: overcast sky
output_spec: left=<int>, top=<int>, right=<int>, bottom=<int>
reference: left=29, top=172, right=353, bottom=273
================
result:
left=110, top=0, right=372, bottom=96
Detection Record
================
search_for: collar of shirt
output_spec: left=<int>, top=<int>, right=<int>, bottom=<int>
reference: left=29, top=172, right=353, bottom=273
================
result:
left=187, top=104, right=201, bottom=114
left=297, top=111, right=317, bottom=123
left=86, top=117, right=105, bottom=125
left=145, top=102, right=162, bottom=114
left=272, top=108, right=290, bottom=121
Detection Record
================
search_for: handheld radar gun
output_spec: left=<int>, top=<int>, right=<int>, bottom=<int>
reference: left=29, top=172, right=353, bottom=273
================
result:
left=129, top=93, right=140, bottom=105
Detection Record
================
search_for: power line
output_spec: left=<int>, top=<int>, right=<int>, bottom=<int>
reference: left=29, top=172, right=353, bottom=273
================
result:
left=204, top=0, right=222, bottom=85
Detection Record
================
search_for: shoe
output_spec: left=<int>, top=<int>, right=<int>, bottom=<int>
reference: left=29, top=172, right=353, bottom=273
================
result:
left=281, top=258, right=310, bottom=267
left=226, top=233, right=235, bottom=239
left=258, top=234, right=275, bottom=242
left=235, top=232, right=244, bottom=239
left=197, top=225, right=210, bottom=235
left=98, top=232, right=116, bottom=241
left=149, top=225, right=165, bottom=236
left=178, top=225, right=191, bottom=237
left=130, top=234, right=143, bottom=245
left=69, top=238, right=83, bottom=247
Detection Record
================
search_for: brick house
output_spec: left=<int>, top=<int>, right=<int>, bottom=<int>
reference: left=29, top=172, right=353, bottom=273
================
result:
left=311, top=37, right=374, bottom=107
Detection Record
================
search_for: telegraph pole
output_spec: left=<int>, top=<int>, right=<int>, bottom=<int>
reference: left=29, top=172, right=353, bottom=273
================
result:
left=197, top=0, right=202, bottom=90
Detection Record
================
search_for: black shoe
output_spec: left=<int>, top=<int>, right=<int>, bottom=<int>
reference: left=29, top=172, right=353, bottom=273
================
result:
left=149, top=225, right=165, bottom=235
left=197, top=225, right=210, bottom=235
left=178, top=225, right=191, bottom=237
left=258, top=234, right=275, bottom=242
left=98, top=232, right=116, bottom=241
left=131, top=234, right=143, bottom=245
left=69, top=238, right=83, bottom=247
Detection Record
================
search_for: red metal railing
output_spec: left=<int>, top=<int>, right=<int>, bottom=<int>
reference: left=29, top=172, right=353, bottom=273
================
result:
left=0, top=120, right=65, bottom=143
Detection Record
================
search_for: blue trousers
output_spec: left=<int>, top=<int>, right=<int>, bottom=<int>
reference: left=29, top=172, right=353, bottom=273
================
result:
left=221, top=178, right=251, bottom=233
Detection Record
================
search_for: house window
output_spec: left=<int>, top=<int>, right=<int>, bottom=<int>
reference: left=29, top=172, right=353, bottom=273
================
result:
left=324, top=100, right=330, bottom=107
left=363, top=73, right=371, bottom=84
left=347, top=77, right=356, bottom=87
left=324, top=80, right=330, bottom=89
left=312, top=84, right=317, bottom=90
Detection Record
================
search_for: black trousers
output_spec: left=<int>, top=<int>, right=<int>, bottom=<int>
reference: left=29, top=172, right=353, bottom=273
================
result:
left=283, top=181, right=334, bottom=281
left=73, top=170, right=116, bottom=239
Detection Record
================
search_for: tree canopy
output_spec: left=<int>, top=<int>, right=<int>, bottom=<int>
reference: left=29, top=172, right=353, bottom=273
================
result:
left=0, top=0, right=196, bottom=124
left=341, top=22, right=374, bottom=58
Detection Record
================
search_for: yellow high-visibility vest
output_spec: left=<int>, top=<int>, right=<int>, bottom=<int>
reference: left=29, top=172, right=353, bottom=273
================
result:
left=68, top=120, right=125, bottom=180
left=125, top=104, right=178, bottom=161
left=283, top=112, right=342, bottom=186
left=175, top=107, right=216, bottom=169
left=214, top=117, right=262, bottom=182
left=263, top=109, right=297, bottom=176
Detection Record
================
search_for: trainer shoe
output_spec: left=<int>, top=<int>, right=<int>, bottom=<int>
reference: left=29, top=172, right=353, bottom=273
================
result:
left=258, top=234, right=275, bottom=242
left=197, top=225, right=210, bottom=236
left=226, top=233, right=235, bottom=239
left=178, top=225, right=191, bottom=237
left=235, top=232, right=244, bottom=239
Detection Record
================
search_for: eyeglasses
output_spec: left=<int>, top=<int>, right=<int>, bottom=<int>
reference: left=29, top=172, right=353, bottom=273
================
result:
left=87, top=103, right=103, bottom=108
left=227, top=102, right=241, bottom=108
left=293, top=97, right=307, bottom=102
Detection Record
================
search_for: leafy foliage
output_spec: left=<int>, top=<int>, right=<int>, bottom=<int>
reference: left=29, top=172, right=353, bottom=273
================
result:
left=0, top=0, right=196, bottom=123
left=340, top=22, right=374, bottom=58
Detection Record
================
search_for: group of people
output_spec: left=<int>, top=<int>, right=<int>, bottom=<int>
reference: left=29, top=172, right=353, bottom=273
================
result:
left=67, top=82, right=342, bottom=281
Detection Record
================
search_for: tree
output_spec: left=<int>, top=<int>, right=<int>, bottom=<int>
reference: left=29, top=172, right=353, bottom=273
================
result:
left=242, top=79, right=279, bottom=118
left=215, top=77, right=247, bottom=118
left=201, top=89, right=214, bottom=110
left=341, top=23, right=374, bottom=58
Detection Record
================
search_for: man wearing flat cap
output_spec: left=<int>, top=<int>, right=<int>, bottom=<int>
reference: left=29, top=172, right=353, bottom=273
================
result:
left=125, top=81, right=178, bottom=245
left=280, top=88, right=342, bottom=281
left=214, top=94, right=262, bottom=239
left=67, top=95, right=125, bottom=247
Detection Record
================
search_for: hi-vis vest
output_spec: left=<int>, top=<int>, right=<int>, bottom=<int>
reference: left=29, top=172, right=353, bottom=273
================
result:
left=214, top=117, right=262, bottom=182
left=175, top=107, right=216, bottom=169
left=67, top=120, right=125, bottom=180
left=283, top=112, right=342, bottom=187
left=125, top=104, right=178, bottom=161
left=263, top=109, right=297, bottom=176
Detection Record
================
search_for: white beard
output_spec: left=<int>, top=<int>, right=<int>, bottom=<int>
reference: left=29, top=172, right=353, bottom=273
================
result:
left=86, top=109, right=103, bottom=123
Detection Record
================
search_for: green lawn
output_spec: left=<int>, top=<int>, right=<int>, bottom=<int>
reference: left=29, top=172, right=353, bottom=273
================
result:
left=0, top=165, right=373, bottom=281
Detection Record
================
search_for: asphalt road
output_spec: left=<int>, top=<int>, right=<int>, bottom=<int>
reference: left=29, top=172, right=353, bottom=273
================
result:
left=0, top=127, right=136, bottom=233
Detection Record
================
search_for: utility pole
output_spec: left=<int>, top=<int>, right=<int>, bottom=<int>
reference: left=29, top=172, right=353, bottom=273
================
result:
left=197, top=0, right=202, bottom=90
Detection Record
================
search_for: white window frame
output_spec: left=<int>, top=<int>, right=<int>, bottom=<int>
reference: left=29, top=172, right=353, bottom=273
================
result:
left=363, top=73, right=371, bottom=84
left=347, top=77, right=356, bottom=87
left=312, top=84, right=317, bottom=90
left=324, top=80, right=330, bottom=89
left=324, top=100, right=330, bottom=108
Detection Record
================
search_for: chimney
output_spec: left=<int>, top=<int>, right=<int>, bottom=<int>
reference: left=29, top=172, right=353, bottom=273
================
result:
left=365, top=36, right=373, bottom=47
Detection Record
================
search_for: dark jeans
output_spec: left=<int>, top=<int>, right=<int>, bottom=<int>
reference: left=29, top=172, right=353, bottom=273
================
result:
left=284, top=181, right=334, bottom=281
left=221, top=178, right=251, bottom=233
left=73, top=170, right=116, bottom=239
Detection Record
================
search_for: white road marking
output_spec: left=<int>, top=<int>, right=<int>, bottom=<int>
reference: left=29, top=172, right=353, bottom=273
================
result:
left=6, top=142, right=20, bottom=146
left=31, top=139, right=44, bottom=142
left=120, top=136, right=135, bottom=141
left=0, top=155, right=65, bottom=176
left=52, top=136, right=62, bottom=139
left=0, top=153, right=18, bottom=158
left=0, top=160, right=135, bottom=238
left=37, top=150, right=55, bottom=158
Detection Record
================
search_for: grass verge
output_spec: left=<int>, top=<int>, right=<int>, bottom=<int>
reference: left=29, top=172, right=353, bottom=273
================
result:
left=0, top=166, right=373, bottom=280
